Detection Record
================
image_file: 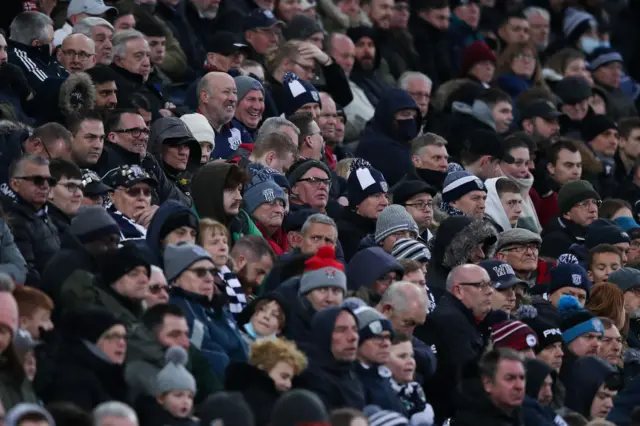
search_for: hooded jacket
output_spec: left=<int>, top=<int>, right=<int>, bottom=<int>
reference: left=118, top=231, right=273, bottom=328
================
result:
left=275, top=276, right=318, bottom=350
left=355, top=89, right=421, bottom=186
left=190, top=162, right=235, bottom=225
left=348, top=28, right=392, bottom=108
left=444, top=100, right=497, bottom=160
left=31, top=72, right=96, bottom=126
left=409, top=14, right=454, bottom=89
left=337, top=208, right=377, bottom=262
left=346, top=246, right=404, bottom=293
left=145, top=200, right=199, bottom=266
left=224, top=362, right=281, bottom=426
left=426, top=216, right=498, bottom=291
left=485, top=177, right=514, bottom=232
left=564, top=356, right=618, bottom=418
left=522, top=359, right=564, bottom=426
left=148, top=118, right=201, bottom=206
left=607, top=373, right=640, bottom=426
left=293, top=306, right=365, bottom=410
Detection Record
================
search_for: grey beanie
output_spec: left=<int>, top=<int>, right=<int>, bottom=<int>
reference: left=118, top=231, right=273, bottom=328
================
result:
left=353, top=305, right=394, bottom=344
left=155, top=346, right=197, bottom=395
left=374, top=205, right=419, bottom=244
left=243, top=179, right=287, bottom=214
left=163, top=243, right=212, bottom=282
left=234, top=75, right=264, bottom=103
left=70, top=206, right=120, bottom=244
left=496, top=228, right=542, bottom=252
left=6, top=404, right=55, bottom=426
left=283, top=14, right=323, bottom=41
left=299, top=246, right=347, bottom=295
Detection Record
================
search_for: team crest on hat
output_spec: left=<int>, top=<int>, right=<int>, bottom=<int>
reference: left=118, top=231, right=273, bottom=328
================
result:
left=262, top=188, right=275, bottom=202
left=526, top=334, right=537, bottom=347
left=380, top=181, right=388, bottom=192
left=593, top=319, right=603, bottom=333
left=263, top=9, right=275, bottom=18
left=311, top=91, right=319, bottom=102
left=571, top=274, right=582, bottom=285
left=369, top=320, right=383, bottom=335
left=476, top=179, right=484, bottom=189
left=326, top=268, right=337, bottom=279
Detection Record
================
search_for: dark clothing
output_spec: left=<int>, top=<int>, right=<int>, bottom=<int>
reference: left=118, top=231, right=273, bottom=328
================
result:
left=261, top=250, right=309, bottom=294
left=146, top=200, right=199, bottom=266
left=275, top=277, right=316, bottom=350
left=523, top=396, right=559, bottom=426
left=628, top=318, right=640, bottom=350
left=211, top=121, right=244, bottom=160
left=346, top=246, right=404, bottom=293
left=613, top=179, right=640, bottom=208
left=7, top=40, right=67, bottom=93
left=400, top=166, right=448, bottom=192
left=354, top=363, right=407, bottom=414
left=355, top=89, right=421, bottom=186
left=451, top=378, right=523, bottom=426
left=47, top=203, right=72, bottom=237
left=190, top=162, right=235, bottom=226
left=2, top=197, right=60, bottom=287
left=294, top=307, right=366, bottom=410
left=540, top=217, right=587, bottom=259
left=530, top=296, right=562, bottom=326
left=447, top=16, right=484, bottom=73
left=409, top=16, right=454, bottom=89
left=155, top=1, right=204, bottom=73
left=564, top=356, right=618, bottom=418
left=136, top=395, right=198, bottom=426
left=607, top=374, right=640, bottom=426
left=350, top=66, right=392, bottom=109
left=337, top=209, right=376, bottom=262
left=110, top=64, right=166, bottom=117
left=224, top=362, right=280, bottom=426
left=424, top=292, right=492, bottom=424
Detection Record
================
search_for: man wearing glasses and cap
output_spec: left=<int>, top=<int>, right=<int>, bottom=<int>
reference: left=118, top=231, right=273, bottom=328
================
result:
left=480, top=259, right=528, bottom=315
left=243, top=9, right=285, bottom=67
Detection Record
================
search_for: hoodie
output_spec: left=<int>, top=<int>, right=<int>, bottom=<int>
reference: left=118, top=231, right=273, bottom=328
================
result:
left=522, top=359, right=565, bottom=426
left=346, top=246, right=404, bottom=293
left=355, top=89, right=421, bottom=186
left=190, top=162, right=235, bottom=225
left=145, top=200, right=199, bottom=266
left=485, top=177, right=514, bottom=232
left=293, top=306, right=366, bottom=410
left=564, top=356, right=618, bottom=418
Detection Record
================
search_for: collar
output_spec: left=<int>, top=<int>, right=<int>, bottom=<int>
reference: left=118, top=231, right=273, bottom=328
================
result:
left=557, top=216, right=587, bottom=239
left=108, top=142, right=143, bottom=164
left=110, top=63, right=145, bottom=84
left=8, top=39, right=53, bottom=63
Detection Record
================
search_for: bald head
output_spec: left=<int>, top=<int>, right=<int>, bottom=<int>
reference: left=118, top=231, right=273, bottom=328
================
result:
left=446, top=264, right=493, bottom=319
left=378, top=281, right=428, bottom=336
left=58, top=33, right=96, bottom=73
left=198, top=72, right=238, bottom=131
left=328, top=33, right=355, bottom=76
left=446, top=264, right=489, bottom=292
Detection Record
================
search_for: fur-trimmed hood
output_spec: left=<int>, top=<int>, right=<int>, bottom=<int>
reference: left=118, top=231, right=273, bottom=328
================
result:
left=317, top=0, right=372, bottom=32
left=59, top=72, right=96, bottom=118
left=429, top=216, right=498, bottom=270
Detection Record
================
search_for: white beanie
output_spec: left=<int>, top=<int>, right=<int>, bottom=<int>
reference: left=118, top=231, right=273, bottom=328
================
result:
left=180, top=113, right=215, bottom=146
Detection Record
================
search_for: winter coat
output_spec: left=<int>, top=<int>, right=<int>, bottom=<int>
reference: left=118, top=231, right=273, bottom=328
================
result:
left=109, top=64, right=166, bottom=118
left=426, top=216, right=498, bottom=292
left=349, top=62, right=392, bottom=109
left=125, top=323, right=220, bottom=404
left=0, top=217, right=26, bottom=284
left=275, top=277, right=317, bottom=350
left=346, top=246, right=404, bottom=293
left=261, top=250, right=309, bottom=294
left=224, top=362, right=280, bottom=426
left=447, top=16, right=485, bottom=74
left=0, top=369, right=38, bottom=411
left=594, top=82, right=638, bottom=121
left=169, top=286, right=248, bottom=380
left=354, top=363, right=407, bottom=414
left=496, top=73, right=534, bottom=100
left=408, top=15, right=454, bottom=90
left=155, top=1, right=204, bottom=73
left=442, top=100, right=497, bottom=160
left=135, top=394, right=198, bottom=426
left=47, top=203, right=72, bottom=237
left=0, top=122, right=29, bottom=194
left=423, top=292, right=493, bottom=423
left=540, top=217, right=588, bottom=259
left=450, top=378, right=523, bottom=426
left=522, top=397, right=561, bottom=426
left=7, top=39, right=67, bottom=93
left=343, top=80, right=376, bottom=142
left=337, top=209, right=377, bottom=262
left=564, top=356, right=618, bottom=418
left=294, top=307, right=366, bottom=410
left=607, top=373, right=640, bottom=426
left=628, top=318, right=640, bottom=350
left=355, top=89, right=421, bottom=186
left=37, top=339, right=129, bottom=411
left=146, top=200, right=199, bottom=266
left=2, top=197, right=60, bottom=287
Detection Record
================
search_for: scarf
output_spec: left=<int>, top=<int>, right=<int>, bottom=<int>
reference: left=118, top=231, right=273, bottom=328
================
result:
left=216, top=264, right=247, bottom=314
left=508, top=174, right=542, bottom=233
left=107, top=205, right=146, bottom=241
left=243, top=322, right=276, bottom=341
left=439, top=201, right=465, bottom=217
left=389, top=378, right=434, bottom=422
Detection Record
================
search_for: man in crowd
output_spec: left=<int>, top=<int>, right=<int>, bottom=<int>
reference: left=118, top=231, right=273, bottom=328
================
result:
left=73, top=17, right=114, bottom=66
left=408, top=133, right=449, bottom=190
left=57, top=34, right=96, bottom=74
left=494, top=229, right=542, bottom=288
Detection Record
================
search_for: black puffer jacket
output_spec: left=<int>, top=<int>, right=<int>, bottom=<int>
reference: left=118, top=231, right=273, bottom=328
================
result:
left=337, top=208, right=377, bottom=262
left=2, top=197, right=60, bottom=286
left=225, top=362, right=281, bottom=426
left=451, top=378, right=523, bottom=426
left=540, top=217, right=587, bottom=259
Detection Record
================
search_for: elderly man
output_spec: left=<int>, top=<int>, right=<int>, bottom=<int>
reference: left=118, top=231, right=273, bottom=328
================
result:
left=494, top=228, right=543, bottom=288
left=93, top=403, right=139, bottom=426
left=287, top=159, right=333, bottom=213
left=243, top=9, right=284, bottom=67
left=523, top=7, right=550, bottom=53
left=398, top=71, right=432, bottom=120
left=8, top=12, right=67, bottom=91
left=57, top=34, right=96, bottom=74
left=233, top=75, right=265, bottom=142
left=197, top=72, right=243, bottom=160
left=73, top=17, right=115, bottom=65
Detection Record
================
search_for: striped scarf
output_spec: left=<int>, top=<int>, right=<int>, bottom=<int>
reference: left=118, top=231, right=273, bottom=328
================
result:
left=216, top=265, right=247, bottom=314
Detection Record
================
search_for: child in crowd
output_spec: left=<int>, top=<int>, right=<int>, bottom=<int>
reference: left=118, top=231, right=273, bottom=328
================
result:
left=199, top=219, right=247, bottom=314
left=485, top=177, right=523, bottom=231
left=154, top=346, right=198, bottom=426
left=588, top=244, right=623, bottom=284
left=237, top=293, right=288, bottom=345
left=12, top=286, right=54, bottom=340
left=249, top=338, right=307, bottom=393
left=386, top=334, right=434, bottom=425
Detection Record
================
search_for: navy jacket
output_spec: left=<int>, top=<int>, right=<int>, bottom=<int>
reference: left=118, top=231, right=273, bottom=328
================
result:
left=355, top=89, right=421, bottom=186
left=607, top=374, right=640, bottom=426
left=345, top=246, right=404, bottom=292
left=564, top=356, right=617, bottom=418
left=354, top=363, right=407, bottom=414
left=275, top=276, right=316, bottom=351
left=145, top=200, right=199, bottom=266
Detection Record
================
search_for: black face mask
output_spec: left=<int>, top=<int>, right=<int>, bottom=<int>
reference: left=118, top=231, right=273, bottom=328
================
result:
left=415, top=167, right=447, bottom=189
left=393, top=119, right=419, bottom=142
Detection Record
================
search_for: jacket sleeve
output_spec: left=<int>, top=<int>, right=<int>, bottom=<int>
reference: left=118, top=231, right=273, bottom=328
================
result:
left=0, top=219, right=26, bottom=283
left=9, top=218, right=40, bottom=286
left=320, top=62, right=354, bottom=107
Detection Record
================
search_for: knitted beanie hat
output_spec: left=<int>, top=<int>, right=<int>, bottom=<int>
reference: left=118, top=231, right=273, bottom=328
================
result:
left=199, top=392, right=255, bottom=426
left=491, top=320, right=538, bottom=351
left=557, top=180, right=600, bottom=214
left=70, top=206, right=120, bottom=244
left=159, top=207, right=200, bottom=242
left=281, top=72, right=321, bottom=117
left=164, top=244, right=212, bottom=283
left=155, top=346, right=197, bottom=395
left=101, top=244, right=151, bottom=286
left=270, top=389, right=329, bottom=426
left=353, top=305, right=394, bottom=345
left=517, top=305, right=563, bottom=353
left=68, top=308, right=124, bottom=344
left=234, top=75, right=265, bottom=102
left=547, top=263, right=592, bottom=297
left=374, top=205, right=419, bottom=244
left=442, top=171, right=486, bottom=204
left=348, top=164, right=389, bottom=209
left=243, top=174, right=287, bottom=214
left=461, top=41, right=497, bottom=77
left=585, top=221, right=630, bottom=249
left=299, top=246, right=347, bottom=295
left=580, top=114, right=618, bottom=144
left=563, top=8, right=597, bottom=43
left=391, top=238, right=431, bottom=262
left=179, top=113, right=215, bottom=144
left=587, top=47, right=624, bottom=70
left=558, top=295, right=604, bottom=344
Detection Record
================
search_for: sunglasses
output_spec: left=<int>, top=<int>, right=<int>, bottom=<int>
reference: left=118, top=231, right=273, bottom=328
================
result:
left=149, top=284, right=170, bottom=295
left=188, top=267, right=217, bottom=278
left=14, top=175, right=58, bottom=186
left=124, top=187, right=152, bottom=197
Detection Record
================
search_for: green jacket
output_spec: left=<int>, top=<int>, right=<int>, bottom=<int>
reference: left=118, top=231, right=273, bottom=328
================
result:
left=0, top=370, right=38, bottom=411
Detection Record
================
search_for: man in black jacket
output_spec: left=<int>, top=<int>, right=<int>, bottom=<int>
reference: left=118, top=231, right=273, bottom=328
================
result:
left=3, top=154, right=61, bottom=286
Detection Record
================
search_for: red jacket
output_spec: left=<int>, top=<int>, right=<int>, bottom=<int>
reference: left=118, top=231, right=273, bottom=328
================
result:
left=529, top=187, right=559, bottom=228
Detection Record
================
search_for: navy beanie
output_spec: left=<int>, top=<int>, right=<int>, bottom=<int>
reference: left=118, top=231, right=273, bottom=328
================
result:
left=442, top=171, right=486, bottom=203
left=281, top=72, right=321, bottom=117
left=347, top=165, right=388, bottom=208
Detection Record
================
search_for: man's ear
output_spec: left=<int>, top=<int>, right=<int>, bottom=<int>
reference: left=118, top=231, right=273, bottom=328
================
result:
left=494, top=252, right=505, bottom=261
left=546, top=162, right=554, bottom=176
left=234, top=254, right=247, bottom=272
left=287, top=231, right=302, bottom=248
left=411, top=154, right=421, bottom=168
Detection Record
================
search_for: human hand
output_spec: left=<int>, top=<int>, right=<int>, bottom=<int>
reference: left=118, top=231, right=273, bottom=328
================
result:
left=133, top=205, right=159, bottom=228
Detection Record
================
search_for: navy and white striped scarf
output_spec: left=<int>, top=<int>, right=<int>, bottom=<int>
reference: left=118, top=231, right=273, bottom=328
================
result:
left=216, top=265, right=247, bottom=314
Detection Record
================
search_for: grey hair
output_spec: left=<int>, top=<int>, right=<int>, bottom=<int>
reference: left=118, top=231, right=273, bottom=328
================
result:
left=93, top=402, right=138, bottom=426
left=301, top=213, right=337, bottom=235
left=380, top=281, right=426, bottom=312
left=10, top=12, right=54, bottom=45
left=398, top=71, right=433, bottom=91
left=73, top=17, right=114, bottom=38
left=150, top=265, right=164, bottom=275
left=0, top=273, right=15, bottom=292
left=112, top=29, right=146, bottom=59
left=523, top=6, right=550, bottom=22
left=255, top=117, right=300, bottom=141
left=10, top=154, right=50, bottom=179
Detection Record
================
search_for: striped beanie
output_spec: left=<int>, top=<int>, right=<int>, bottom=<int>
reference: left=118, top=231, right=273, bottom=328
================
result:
left=563, top=8, right=597, bottom=43
left=368, top=409, right=409, bottom=426
left=442, top=171, right=486, bottom=203
left=391, top=238, right=431, bottom=262
left=587, top=47, right=624, bottom=70
left=491, top=320, right=538, bottom=351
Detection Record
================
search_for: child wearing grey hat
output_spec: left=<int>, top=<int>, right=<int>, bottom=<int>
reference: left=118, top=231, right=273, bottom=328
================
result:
left=154, top=346, right=197, bottom=422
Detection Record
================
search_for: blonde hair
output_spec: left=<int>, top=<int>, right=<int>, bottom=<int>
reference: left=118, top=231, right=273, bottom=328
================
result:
left=249, top=338, right=308, bottom=375
left=199, top=218, right=229, bottom=242
left=335, top=158, right=354, bottom=180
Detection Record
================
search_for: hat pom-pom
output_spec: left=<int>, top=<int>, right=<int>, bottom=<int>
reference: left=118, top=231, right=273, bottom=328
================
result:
left=316, top=245, right=336, bottom=259
left=349, top=158, right=372, bottom=173
left=165, top=345, right=188, bottom=366
left=517, top=305, right=538, bottom=320
left=283, top=72, right=299, bottom=84
left=558, top=295, right=582, bottom=313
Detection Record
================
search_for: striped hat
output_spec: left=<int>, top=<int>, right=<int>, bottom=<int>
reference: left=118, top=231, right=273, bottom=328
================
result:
left=563, top=8, right=597, bottom=42
left=368, top=410, right=409, bottom=426
left=491, top=320, right=538, bottom=351
left=442, top=171, right=486, bottom=203
left=391, top=238, right=431, bottom=262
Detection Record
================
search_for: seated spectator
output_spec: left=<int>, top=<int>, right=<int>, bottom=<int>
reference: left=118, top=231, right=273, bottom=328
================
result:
left=57, top=34, right=97, bottom=75
left=586, top=244, right=623, bottom=284
left=595, top=317, right=623, bottom=368
left=233, top=75, right=266, bottom=142
left=145, top=199, right=199, bottom=266
left=73, top=18, right=115, bottom=66
left=579, top=115, right=619, bottom=197
left=460, top=41, right=496, bottom=88
left=564, top=356, right=620, bottom=421
left=520, top=99, right=561, bottom=142
left=519, top=307, right=564, bottom=376
left=439, top=171, right=487, bottom=219
left=86, top=65, right=119, bottom=113
left=179, top=113, right=215, bottom=164
left=144, top=266, right=169, bottom=308
left=102, top=165, right=157, bottom=240
left=485, top=177, right=524, bottom=232
left=494, top=228, right=543, bottom=290
left=347, top=247, right=404, bottom=305
left=225, top=338, right=307, bottom=425
left=236, top=293, right=288, bottom=345
left=243, top=175, right=288, bottom=255
left=93, top=402, right=139, bottom=426
left=490, top=320, right=539, bottom=358
left=165, top=243, right=248, bottom=379
left=608, top=268, right=640, bottom=349
left=12, top=286, right=54, bottom=340
left=522, top=358, right=561, bottom=426
left=393, top=243, right=430, bottom=284
left=543, top=48, right=591, bottom=87
left=480, top=259, right=527, bottom=315
left=58, top=244, right=150, bottom=328
left=287, top=159, right=333, bottom=213
left=392, top=179, right=437, bottom=242
left=0, top=209, right=26, bottom=285
left=48, top=159, right=84, bottom=236
left=242, top=9, right=284, bottom=68
left=555, top=76, right=592, bottom=139
left=245, top=131, right=298, bottom=174
left=587, top=47, right=637, bottom=121
left=5, top=404, right=55, bottom=426
left=495, top=41, right=546, bottom=100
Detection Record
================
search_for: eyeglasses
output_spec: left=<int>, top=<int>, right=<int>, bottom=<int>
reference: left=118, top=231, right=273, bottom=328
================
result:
left=575, top=199, right=602, bottom=209
left=59, top=182, right=83, bottom=193
left=405, top=201, right=434, bottom=211
left=14, top=175, right=58, bottom=186
left=502, top=243, right=539, bottom=254
left=61, top=49, right=94, bottom=60
left=123, top=187, right=152, bottom=197
left=188, top=267, right=217, bottom=278
left=298, top=177, right=331, bottom=188
left=113, top=127, right=150, bottom=138
left=458, top=280, right=493, bottom=290
left=102, top=332, right=127, bottom=342
left=149, top=284, right=170, bottom=295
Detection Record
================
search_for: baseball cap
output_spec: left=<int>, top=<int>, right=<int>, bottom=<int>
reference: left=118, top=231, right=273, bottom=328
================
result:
left=608, top=268, right=640, bottom=293
left=203, top=31, right=249, bottom=57
left=480, top=259, right=528, bottom=290
left=102, top=165, right=157, bottom=189
left=67, top=0, right=117, bottom=18
left=521, top=100, right=563, bottom=121
left=243, top=9, right=285, bottom=32
left=81, top=169, right=112, bottom=196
